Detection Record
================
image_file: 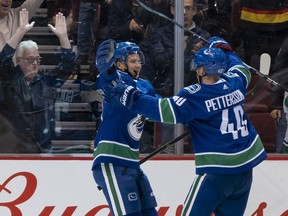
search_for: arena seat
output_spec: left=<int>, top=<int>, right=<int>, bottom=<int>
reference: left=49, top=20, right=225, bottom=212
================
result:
left=244, top=75, right=273, bottom=113
left=247, top=112, right=277, bottom=153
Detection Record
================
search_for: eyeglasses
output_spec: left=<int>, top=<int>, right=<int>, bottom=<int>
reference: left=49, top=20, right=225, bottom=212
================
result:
left=171, top=5, right=195, bottom=12
left=184, top=6, right=195, bottom=12
left=21, top=57, right=42, bottom=64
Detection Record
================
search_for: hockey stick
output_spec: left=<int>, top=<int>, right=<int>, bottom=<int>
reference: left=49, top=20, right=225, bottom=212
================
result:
left=259, top=53, right=271, bottom=76
left=247, top=53, right=271, bottom=96
left=244, top=62, right=288, bottom=92
left=136, top=0, right=288, bottom=92
left=140, top=131, right=189, bottom=164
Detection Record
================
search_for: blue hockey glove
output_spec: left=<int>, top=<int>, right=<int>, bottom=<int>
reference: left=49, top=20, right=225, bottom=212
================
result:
left=104, top=80, right=139, bottom=108
left=96, top=39, right=117, bottom=74
left=207, top=36, right=232, bottom=51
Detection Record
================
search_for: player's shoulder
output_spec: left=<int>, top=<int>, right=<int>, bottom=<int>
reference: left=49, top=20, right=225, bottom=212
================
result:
left=118, top=70, right=134, bottom=82
left=183, top=83, right=202, bottom=95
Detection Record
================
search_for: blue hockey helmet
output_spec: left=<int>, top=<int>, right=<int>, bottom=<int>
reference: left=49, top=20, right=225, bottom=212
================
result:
left=191, top=47, right=227, bottom=75
left=114, top=41, right=145, bottom=64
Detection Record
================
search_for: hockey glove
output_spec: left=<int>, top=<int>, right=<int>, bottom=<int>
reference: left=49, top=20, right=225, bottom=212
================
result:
left=104, top=80, right=139, bottom=109
left=207, top=36, right=233, bottom=51
left=96, top=39, right=117, bottom=74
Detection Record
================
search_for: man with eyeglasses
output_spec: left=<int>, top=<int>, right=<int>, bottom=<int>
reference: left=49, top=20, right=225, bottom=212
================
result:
left=141, top=0, right=210, bottom=153
left=143, top=0, right=210, bottom=96
left=0, top=0, right=44, bottom=129
left=0, top=9, right=76, bottom=153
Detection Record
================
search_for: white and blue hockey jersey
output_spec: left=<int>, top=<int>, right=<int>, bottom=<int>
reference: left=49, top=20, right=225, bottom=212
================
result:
left=92, top=70, right=156, bottom=169
left=130, top=52, right=267, bottom=174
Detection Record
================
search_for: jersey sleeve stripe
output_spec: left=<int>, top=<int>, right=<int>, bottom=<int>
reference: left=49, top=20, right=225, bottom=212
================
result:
left=159, top=98, right=177, bottom=124
left=228, top=65, right=251, bottom=88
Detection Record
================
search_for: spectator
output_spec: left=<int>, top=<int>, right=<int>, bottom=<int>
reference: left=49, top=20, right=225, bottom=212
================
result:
left=141, top=0, right=210, bottom=153
left=194, top=0, right=233, bottom=45
left=137, top=0, right=172, bottom=56
left=235, top=0, right=288, bottom=66
left=144, top=0, right=210, bottom=96
left=76, top=1, right=98, bottom=65
left=92, top=39, right=158, bottom=215
left=0, top=0, right=44, bottom=153
left=102, top=37, right=267, bottom=216
left=0, top=0, right=44, bottom=50
left=76, top=0, right=112, bottom=65
left=269, top=37, right=288, bottom=153
left=107, top=0, right=145, bottom=44
left=0, top=9, right=76, bottom=153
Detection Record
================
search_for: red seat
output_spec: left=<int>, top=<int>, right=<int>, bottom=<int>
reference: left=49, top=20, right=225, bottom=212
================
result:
left=247, top=112, right=277, bottom=153
left=244, top=75, right=273, bottom=113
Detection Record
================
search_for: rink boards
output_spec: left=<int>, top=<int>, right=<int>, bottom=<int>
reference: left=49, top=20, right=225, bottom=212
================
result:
left=0, top=155, right=287, bottom=216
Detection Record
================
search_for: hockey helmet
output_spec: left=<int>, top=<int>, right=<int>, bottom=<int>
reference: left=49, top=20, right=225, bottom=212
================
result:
left=191, top=47, right=227, bottom=75
left=114, top=41, right=145, bottom=64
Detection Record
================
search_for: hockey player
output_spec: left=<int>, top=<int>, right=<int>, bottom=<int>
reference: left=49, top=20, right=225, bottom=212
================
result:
left=100, top=37, right=267, bottom=216
left=92, top=39, right=158, bottom=216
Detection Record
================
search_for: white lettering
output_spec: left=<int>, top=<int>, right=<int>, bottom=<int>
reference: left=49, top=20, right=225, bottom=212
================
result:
left=205, top=90, right=245, bottom=112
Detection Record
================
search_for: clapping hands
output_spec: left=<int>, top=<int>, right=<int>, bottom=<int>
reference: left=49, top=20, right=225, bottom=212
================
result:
left=19, top=8, right=35, bottom=32
left=48, top=12, right=67, bottom=37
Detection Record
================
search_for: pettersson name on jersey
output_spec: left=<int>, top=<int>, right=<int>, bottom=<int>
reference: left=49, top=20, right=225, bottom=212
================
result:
left=205, top=90, right=245, bottom=112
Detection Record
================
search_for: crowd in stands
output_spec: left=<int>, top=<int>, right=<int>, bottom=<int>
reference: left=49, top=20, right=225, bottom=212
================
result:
left=0, top=0, right=288, bottom=154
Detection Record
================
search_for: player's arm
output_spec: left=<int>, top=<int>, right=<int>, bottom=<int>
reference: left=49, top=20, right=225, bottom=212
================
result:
left=226, top=54, right=251, bottom=89
left=103, top=80, right=194, bottom=124
left=133, top=92, right=194, bottom=124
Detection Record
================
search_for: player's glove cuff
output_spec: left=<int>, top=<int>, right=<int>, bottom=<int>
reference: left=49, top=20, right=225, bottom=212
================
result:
left=119, top=85, right=139, bottom=108
left=208, top=36, right=233, bottom=51
left=103, top=80, right=139, bottom=109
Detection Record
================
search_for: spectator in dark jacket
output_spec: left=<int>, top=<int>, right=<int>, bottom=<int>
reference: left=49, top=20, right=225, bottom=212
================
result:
left=143, top=0, right=210, bottom=96
left=269, top=37, right=288, bottom=153
left=107, top=0, right=145, bottom=44
left=139, top=0, right=210, bottom=154
left=0, top=9, right=76, bottom=153
left=194, top=0, right=232, bottom=45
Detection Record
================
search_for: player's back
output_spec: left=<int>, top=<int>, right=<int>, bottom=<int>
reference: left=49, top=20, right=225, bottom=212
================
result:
left=180, top=75, right=267, bottom=175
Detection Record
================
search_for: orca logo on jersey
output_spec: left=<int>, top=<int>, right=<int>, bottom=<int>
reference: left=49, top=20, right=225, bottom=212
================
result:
left=128, top=115, right=144, bottom=140
left=184, top=84, right=201, bottom=94
left=128, top=192, right=138, bottom=201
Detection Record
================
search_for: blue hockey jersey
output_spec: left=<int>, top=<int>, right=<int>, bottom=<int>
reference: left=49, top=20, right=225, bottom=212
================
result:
left=92, top=70, right=156, bottom=169
left=130, top=52, right=267, bottom=174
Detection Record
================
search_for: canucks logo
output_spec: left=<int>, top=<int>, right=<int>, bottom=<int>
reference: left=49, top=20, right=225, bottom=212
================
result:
left=184, top=84, right=201, bottom=94
left=128, top=192, right=138, bottom=201
left=128, top=115, right=144, bottom=141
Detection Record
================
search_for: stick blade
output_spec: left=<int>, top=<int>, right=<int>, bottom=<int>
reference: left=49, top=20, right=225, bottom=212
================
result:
left=260, top=53, right=271, bottom=76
